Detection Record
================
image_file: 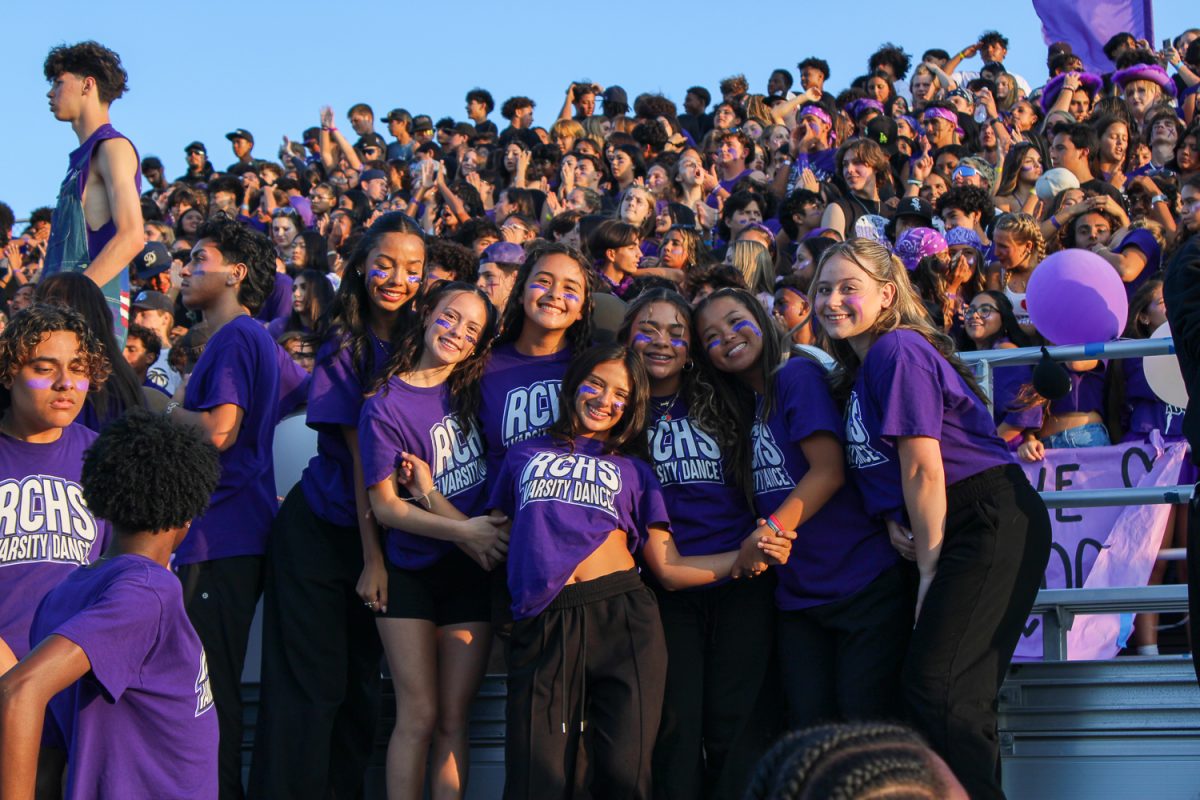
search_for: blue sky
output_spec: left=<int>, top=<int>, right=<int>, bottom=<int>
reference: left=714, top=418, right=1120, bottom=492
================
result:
left=1, top=0, right=1193, bottom=224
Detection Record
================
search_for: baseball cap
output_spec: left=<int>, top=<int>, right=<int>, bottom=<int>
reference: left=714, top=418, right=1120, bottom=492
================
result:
left=184, top=141, right=207, bottom=155
left=480, top=241, right=525, bottom=267
left=412, top=116, right=434, bottom=133
left=131, top=289, right=174, bottom=313
left=360, top=169, right=387, bottom=182
left=357, top=133, right=387, bottom=152
left=382, top=108, right=410, bottom=123
left=864, top=116, right=899, bottom=155
left=602, top=86, right=629, bottom=112
left=131, top=242, right=172, bottom=280
left=1034, top=167, right=1081, bottom=202
left=225, top=128, right=255, bottom=144
left=141, top=156, right=164, bottom=171
left=892, top=196, right=935, bottom=226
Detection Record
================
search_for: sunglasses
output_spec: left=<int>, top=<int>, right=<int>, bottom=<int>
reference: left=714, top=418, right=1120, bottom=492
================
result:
left=952, top=165, right=979, bottom=180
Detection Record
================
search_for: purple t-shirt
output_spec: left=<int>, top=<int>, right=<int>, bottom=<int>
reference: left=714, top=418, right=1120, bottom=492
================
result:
left=274, top=339, right=311, bottom=420
left=847, top=330, right=1013, bottom=521
left=753, top=359, right=897, bottom=609
left=0, top=425, right=110, bottom=660
left=174, top=316, right=281, bottom=565
left=1049, top=364, right=1105, bottom=415
left=648, top=398, right=755, bottom=556
left=478, top=342, right=570, bottom=486
left=300, top=332, right=390, bottom=527
left=1113, top=229, right=1162, bottom=298
left=1122, top=357, right=1186, bottom=440
left=256, top=272, right=293, bottom=324
left=31, top=555, right=217, bottom=799
left=488, top=436, right=670, bottom=620
left=359, top=377, right=488, bottom=570
left=989, top=349, right=1041, bottom=431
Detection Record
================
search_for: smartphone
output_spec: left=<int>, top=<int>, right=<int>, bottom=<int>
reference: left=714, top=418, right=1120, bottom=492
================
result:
left=1164, top=38, right=1172, bottom=51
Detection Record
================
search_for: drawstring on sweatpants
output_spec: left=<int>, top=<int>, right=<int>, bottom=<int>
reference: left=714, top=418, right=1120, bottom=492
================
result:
left=558, top=611, right=589, bottom=734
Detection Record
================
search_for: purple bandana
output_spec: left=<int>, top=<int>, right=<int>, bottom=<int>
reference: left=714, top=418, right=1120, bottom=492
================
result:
left=895, top=227, right=948, bottom=270
left=944, top=226, right=983, bottom=250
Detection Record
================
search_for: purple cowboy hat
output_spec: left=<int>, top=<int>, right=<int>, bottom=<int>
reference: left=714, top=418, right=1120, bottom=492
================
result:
left=1112, top=63, right=1177, bottom=98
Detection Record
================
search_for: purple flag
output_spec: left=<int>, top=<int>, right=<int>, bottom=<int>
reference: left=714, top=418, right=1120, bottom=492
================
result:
left=1032, top=0, right=1155, bottom=73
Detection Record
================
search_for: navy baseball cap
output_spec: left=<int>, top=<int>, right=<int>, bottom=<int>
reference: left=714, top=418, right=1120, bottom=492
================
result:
left=131, top=289, right=174, bottom=313
left=131, top=242, right=172, bottom=280
left=225, top=128, right=255, bottom=144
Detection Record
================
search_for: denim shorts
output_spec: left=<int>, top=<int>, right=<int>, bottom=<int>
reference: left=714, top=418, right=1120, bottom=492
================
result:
left=1040, top=422, right=1111, bottom=449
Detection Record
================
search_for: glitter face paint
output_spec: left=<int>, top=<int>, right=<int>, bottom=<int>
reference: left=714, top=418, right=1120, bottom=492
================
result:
left=632, top=333, right=654, bottom=345
left=367, top=269, right=388, bottom=281
left=733, top=320, right=762, bottom=337
left=406, top=274, right=421, bottom=283
left=670, top=338, right=688, bottom=349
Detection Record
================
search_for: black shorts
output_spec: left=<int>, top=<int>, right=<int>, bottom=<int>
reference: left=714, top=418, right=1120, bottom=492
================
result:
left=381, top=548, right=492, bottom=625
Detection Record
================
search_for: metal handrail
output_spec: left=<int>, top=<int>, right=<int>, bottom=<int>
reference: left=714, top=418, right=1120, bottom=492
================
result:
left=1031, top=585, right=1190, bottom=661
left=1039, top=485, right=1195, bottom=508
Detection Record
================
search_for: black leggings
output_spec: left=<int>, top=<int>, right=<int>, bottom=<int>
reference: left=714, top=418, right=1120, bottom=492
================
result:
left=504, top=570, right=667, bottom=800
left=903, top=464, right=1051, bottom=800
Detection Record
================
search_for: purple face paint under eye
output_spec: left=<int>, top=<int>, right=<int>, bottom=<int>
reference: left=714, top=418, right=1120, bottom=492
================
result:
left=407, top=274, right=421, bottom=283
left=733, top=320, right=762, bottom=337
left=433, top=318, right=452, bottom=330
left=670, top=338, right=687, bottom=349
left=577, top=385, right=600, bottom=396
left=562, top=293, right=580, bottom=303
left=25, top=378, right=54, bottom=390
left=707, top=339, right=722, bottom=351
left=633, top=333, right=653, bottom=345
left=72, top=379, right=89, bottom=392
left=368, top=269, right=388, bottom=281
left=612, top=401, right=626, bottom=412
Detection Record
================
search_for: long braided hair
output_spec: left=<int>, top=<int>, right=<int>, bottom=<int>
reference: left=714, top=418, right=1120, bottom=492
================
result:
left=742, top=722, right=949, bottom=800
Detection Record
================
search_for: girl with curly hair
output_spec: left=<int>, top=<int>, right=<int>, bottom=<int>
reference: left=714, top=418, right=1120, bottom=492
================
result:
left=0, top=303, right=113, bottom=674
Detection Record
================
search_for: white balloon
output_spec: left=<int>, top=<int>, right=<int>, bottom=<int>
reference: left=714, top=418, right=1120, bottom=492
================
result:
left=1145, top=323, right=1190, bottom=408
left=273, top=411, right=318, bottom=497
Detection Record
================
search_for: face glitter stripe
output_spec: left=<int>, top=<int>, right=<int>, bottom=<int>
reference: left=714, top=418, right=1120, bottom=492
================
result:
left=733, top=320, right=762, bottom=337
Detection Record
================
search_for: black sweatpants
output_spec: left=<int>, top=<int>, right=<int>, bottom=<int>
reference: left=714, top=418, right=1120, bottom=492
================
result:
left=777, top=562, right=914, bottom=729
left=504, top=570, right=667, bottom=800
left=179, top=554, right=265, bottom=800
left=902, top=464, right=1051, bottom=800
left=247, top=486, right=383, bottom=800
left=650, top=575, right=779, bottom=800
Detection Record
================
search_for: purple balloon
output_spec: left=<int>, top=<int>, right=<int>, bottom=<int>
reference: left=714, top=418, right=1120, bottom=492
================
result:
left=1025, top=249, right=1129, bottom=345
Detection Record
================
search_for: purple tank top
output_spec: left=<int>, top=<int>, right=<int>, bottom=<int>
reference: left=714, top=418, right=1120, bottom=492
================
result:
left=71, top=124, right=142, bottom=257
